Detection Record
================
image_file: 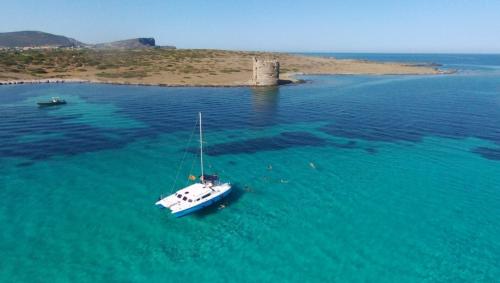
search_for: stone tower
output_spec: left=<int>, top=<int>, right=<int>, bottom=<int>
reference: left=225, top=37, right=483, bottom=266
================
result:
left=252, top=57, right=280, bottom=86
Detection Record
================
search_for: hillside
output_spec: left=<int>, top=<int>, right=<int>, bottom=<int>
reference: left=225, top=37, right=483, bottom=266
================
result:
left=94, top=38, right=157, bottom=49
left=0, top=31, right=176, bottom=50
left=0, top=31, right=83, bottom=48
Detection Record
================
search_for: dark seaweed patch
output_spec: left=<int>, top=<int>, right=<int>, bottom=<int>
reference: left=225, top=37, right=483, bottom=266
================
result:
left=330, top=140, right=358, bottom=149
left=321, top=123, right=423, bottom=143
left=193, top=131, right=327, bottom=156
left=472, top=147, right=500, bottom=160
left=3, top=76, right=500, bottom=163
left=16, top=161, right=34, bottom=167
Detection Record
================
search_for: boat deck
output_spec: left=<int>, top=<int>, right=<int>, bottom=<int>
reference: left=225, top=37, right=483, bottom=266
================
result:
left=156, top=182, right=231, bottom=214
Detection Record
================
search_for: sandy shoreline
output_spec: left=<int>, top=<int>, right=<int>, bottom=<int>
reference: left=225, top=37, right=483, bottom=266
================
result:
left=0, top=78, right=259, bottom=87
left=0, top=49, right=452, bottom=87
left=0, top=70, right=452, bottom=88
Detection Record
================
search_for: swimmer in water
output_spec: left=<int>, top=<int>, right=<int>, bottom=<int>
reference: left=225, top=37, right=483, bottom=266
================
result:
left=244, top=186, right=254, bottom=192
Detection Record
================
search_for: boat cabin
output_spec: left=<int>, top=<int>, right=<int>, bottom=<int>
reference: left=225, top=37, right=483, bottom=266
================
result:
left=200, top=174, right=219, bottom=186
left=174, top=183, right=215, bottom=204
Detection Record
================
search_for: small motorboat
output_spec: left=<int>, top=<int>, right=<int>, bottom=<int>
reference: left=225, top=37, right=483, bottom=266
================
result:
left=37, top=97, right=66, bottom=107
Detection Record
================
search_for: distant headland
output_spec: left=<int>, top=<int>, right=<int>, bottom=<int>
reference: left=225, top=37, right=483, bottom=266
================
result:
left=0, top=31, right=449, bottom=87
left=0, top=31, right=175, bottom=49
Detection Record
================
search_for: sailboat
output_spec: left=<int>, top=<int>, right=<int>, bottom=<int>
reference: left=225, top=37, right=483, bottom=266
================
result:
left=155, top=112, right=232, bottom=217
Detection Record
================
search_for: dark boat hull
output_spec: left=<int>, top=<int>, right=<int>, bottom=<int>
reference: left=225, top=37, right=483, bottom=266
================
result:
left=37, top=101, right=67, bottom=107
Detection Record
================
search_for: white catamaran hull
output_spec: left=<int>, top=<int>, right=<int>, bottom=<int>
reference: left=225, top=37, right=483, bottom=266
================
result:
left=172, top=186, right=232, bottom=217
left=156, top=182, right=232, bottom=217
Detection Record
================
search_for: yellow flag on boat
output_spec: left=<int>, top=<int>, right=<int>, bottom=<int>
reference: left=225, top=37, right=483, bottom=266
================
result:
left=188, top=174, right=196, bottom=181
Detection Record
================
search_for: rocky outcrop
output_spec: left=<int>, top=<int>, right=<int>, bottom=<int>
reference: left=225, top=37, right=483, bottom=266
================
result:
left=0, top=78, right=89, bottom=85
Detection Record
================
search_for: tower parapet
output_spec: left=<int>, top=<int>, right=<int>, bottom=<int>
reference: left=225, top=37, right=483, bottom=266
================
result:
left=252, top=57, right=279, bottom=86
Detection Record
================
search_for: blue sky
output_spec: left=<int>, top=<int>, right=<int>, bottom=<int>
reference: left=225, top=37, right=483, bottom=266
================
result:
left=1, top=0, right=499, bottom=53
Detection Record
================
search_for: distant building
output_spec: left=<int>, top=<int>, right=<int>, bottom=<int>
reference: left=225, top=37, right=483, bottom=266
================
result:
left=252, top=57, right=279, bottom=86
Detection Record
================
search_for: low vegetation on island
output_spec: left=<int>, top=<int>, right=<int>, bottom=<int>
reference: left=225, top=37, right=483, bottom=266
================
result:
left=0, top=48, right=445, bottom=86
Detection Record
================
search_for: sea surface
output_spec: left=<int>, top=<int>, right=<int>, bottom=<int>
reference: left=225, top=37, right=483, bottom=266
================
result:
left=1, top=54, right=500, bottom=282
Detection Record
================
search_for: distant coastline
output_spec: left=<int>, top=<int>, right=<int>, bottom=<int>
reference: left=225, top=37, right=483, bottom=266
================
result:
left=0, top=49, right=450, bottom=88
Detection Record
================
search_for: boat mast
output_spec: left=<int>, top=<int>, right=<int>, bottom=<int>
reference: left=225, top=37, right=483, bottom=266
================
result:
left=199, top=112, right=204, bottom=180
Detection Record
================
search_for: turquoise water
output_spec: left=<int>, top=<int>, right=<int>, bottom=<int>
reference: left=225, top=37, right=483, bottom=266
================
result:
left=1, top=54, right=500, bottom=282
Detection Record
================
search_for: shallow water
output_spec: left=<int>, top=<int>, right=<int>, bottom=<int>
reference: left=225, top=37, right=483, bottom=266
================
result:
left=1, top=54, right=500, bottom=282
